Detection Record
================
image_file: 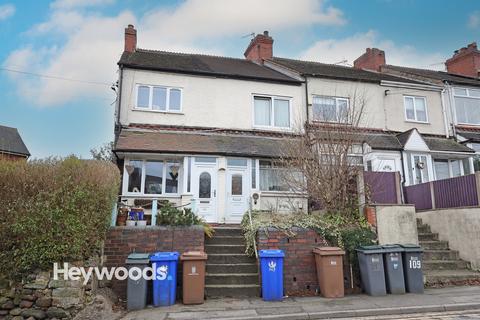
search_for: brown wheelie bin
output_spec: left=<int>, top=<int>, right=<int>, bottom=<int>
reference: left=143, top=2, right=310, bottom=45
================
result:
left=313, top=247, right=345, bottom=298
left=180, top=251, right=208, bottom=304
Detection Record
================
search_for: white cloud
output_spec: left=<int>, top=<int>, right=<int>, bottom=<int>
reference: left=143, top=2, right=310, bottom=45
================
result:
left=300, top=30, right=446, bottom=70
left=3, top=0, right=346, bottom=107
left=0, top=4, right=15, bottom=20
left=468, top=11, right=480, bottom=29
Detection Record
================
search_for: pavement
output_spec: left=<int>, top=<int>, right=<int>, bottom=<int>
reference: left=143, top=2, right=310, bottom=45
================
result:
left=120, top=286, right=480, bottom=320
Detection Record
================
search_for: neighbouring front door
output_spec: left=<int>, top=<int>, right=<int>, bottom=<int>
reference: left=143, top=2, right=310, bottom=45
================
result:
left=192, top=158, right=217, bottom=223
left=225, top=168, right=249, bottom=223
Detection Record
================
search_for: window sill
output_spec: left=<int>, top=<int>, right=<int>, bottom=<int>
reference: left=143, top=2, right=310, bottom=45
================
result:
left=132, top=108, right=184, bottom=115
left=121, top=194, right=181, bottom=198
left=404, top=120, right=430, bottom=124
left=259, top=190, right=307, bottom=197
left=252, top=125, right=292, bottom=132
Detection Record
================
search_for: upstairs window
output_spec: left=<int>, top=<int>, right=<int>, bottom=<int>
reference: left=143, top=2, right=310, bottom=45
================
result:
left=254, top=95, right=290, bottom=128
left=454, top=87, right=480, bottom=125
left=404, top=96, right=428, bottom=122
left=312, top=96, right=349, bottom=123
left=135, top=85, right=182, bottom=112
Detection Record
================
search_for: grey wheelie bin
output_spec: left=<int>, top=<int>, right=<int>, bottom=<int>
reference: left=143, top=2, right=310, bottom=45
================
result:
left=400, top=244, right=424, bottom=293
left=356, top=245, right=386, bottom=296
left=126, top=253, right=150, bottom=310
left=381, top=245, right=405, bottom=294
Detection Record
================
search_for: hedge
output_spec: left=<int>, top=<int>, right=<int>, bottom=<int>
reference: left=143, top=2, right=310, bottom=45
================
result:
left=0, top=157, right=120, bottom=279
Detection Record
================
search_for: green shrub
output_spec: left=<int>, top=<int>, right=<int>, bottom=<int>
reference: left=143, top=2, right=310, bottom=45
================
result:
left=156, top=201, right=214, bottom=237
left=0, top=157, right=120, bottom=279
left=241, top=210, right=376, bottom=257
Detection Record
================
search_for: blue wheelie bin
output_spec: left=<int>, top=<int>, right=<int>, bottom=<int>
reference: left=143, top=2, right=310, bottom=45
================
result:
left=259, top=249, right=285, bottom=301
left=150, top=252, right=179, bottom=306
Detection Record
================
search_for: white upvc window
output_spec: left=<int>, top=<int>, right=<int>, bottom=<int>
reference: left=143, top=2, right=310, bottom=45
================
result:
left=453, top=87, right=480, bottom=125
left=124, top=159, right=181, bottom=196
left=434, top=158, right=466, bottom=180
left=253, top=95, right=291, bottom=129
left=404, top=96, right=428, bottom=123
left=312, top=95, right=349, bottom=123
left=135, top=84, right=182, bottom=112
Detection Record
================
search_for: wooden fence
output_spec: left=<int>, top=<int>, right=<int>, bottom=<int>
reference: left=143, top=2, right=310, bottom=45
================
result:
left=364, top=171, right=402, bottom=204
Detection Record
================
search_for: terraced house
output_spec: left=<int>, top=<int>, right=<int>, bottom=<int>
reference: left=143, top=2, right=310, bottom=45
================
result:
left=113, top=26, right=479, bottom=222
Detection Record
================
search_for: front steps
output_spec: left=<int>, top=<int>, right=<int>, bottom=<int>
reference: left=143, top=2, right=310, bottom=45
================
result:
left=205, top=227, right=259, bottom=297
left=417, top=218, right=480, bottom=286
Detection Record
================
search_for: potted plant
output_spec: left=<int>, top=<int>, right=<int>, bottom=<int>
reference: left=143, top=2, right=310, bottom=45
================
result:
left=126, top=210, right=136, bottom=227
left=116, top=207, right=128, bottom=226
left=136, top=207, right=147, bottom=226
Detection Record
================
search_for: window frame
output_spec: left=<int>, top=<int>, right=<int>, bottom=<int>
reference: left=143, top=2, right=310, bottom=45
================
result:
left=434, top=158, right=465, bottom=180
left=124, top=159, right=181, bottom=196
left=453, top=87, right=480, bottom=125
left=134, top=84, right=183, bottom=113
left=312, top=95, right=350, bottom=123
left=252, top=94, right=292, bottom=130
left=403, top=95, right=429, bottom=123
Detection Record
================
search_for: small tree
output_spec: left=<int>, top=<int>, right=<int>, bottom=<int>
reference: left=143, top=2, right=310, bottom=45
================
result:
left=90, top=141, right=115, bottom=162
left=279, top=89, right=368, bottom=217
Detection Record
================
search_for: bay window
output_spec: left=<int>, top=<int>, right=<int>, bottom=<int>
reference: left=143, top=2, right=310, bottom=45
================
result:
left=135, top=84, right=182, bottom=112
left=254, top=95, right=291, bottom=128
left=404, top=96, right=428, bottom=122
left=125, top=160, right=181, bottom=195
left=312, top=96, right=349, bottom=123
left=454, top=87, right=480, bottom=125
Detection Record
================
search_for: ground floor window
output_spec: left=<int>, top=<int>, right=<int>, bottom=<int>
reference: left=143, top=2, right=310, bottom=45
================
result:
left=259, top=160, right=304, bottom=192
left=125, top=159, right=181, bottom=195
left=433, top=158, right=469, bottom=180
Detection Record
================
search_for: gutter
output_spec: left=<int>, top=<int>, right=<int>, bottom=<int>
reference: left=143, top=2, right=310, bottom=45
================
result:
left=380, top=80, right=443, bottom=91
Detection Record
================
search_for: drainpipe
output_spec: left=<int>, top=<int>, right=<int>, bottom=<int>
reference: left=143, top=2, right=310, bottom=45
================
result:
left=399, top=150, right=406, bottom=203
left=304, top=76, right=309, bottom=128
left=115, top=66, right=124, bottom=139
left=444, top=81, right=457, bottom=138
left=440, top=87, right=449, bottom=138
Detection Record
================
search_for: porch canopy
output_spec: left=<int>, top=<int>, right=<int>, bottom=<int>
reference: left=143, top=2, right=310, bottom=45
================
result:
left=114, top=128, right=296, bottom=158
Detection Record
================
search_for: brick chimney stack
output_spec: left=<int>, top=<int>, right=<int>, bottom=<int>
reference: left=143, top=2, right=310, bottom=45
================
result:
left=124, top=24, right=137, bottom=53
left=353, top=48, right=386, bottom=72
left=244, top=31, right=273, bottom=64
left=445, top=42, right=480, bottom=78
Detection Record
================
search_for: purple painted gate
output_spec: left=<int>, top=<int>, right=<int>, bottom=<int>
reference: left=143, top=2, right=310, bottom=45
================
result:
left=433, top=174, right=478, bottom=208
left=364, top=171, right=399, bottom=204
left=404, top=182, right=433, bottom=210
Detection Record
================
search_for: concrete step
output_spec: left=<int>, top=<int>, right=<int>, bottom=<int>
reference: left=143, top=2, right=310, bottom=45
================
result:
left=205, top=244, right=245, bottom=254
left=423, top=260, right=470, bottom=271
left=205, top=284, right=260, bottom=298
left=213, top=227, right=243, bottom=237
left=208, top=253, right=255, bottom=264
left=206, top=263, right=258, bottom=274
left=418, top=232, right=439, bottom=241
left=416, top=218, right=423, bottom=225
left=417, top=224, right=431, bottom=233
left=423, top=250, right=459, bottom=261
left=424, top=269, right=480, bottom=286
left=420, top=240, right=449, bottom=250
left=206, top=273, right=258, bottom=285
left=206, top=236, right=244, bottom=245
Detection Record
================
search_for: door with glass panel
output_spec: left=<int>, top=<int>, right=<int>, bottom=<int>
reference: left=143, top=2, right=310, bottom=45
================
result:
left=411, top=154, right=430, bottom=185
left=225, top=159, right=249, bottom=223
left=191, top=157, right=217, bottom=223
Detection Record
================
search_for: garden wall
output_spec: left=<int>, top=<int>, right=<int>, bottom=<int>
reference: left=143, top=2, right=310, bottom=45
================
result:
left=257, top=227, right=329, bottom=296
left=104, top=226, right=204, bottom=299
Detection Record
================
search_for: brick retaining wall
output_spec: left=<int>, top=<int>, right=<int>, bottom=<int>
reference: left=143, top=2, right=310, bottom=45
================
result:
left=257, top=227, right=329, bottom=296
left=104, top=226, right=204, bottom=299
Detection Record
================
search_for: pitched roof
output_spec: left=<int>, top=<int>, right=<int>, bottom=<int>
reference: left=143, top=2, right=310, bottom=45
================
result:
left=114, top=128, right=295, bottom=158
left=423, top=136, right=474, bottom=153
left=118, top=49, right=301, bottom=84
left=268, top=57, right=423, bottom=84
left=0, top=125, right=30, bottom=157
left=383, top=65, right=480, bottom=87
left=456, top=127, right=480, bottom=143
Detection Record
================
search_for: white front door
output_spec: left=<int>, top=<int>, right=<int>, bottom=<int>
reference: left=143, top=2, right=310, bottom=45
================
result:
left=411, top=154, right=430, bottom=184
left=377, top=158, right=396, bottom=172
left=192, top=159, right=217, bottom=223
left=226, top=168, right=249, bottom=223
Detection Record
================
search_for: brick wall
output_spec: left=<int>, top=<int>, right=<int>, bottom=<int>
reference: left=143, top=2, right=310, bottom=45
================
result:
left=257, top=227, right=328, bottom=296
left=104, top=226, right=204, bottom=299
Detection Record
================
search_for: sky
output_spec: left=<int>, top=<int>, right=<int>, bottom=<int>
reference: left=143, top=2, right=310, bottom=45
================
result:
left=0, top=0, right=479, bottom=158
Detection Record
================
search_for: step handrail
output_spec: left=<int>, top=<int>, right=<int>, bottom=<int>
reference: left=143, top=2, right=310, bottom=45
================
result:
left=248, top=198, right=258, bottom=259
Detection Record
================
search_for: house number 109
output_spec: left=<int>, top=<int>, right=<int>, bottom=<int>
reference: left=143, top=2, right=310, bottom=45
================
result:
left=409, top=260, right=421, bottom=269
